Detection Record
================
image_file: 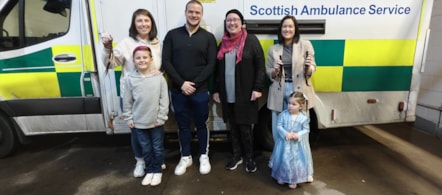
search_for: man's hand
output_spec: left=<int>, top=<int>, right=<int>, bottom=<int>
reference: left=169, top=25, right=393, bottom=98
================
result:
left=181, top=81, right=196, bottom=95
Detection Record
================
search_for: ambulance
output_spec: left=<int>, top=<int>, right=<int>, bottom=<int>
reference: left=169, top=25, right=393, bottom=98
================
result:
left=0, top=0, right=434, bottom=157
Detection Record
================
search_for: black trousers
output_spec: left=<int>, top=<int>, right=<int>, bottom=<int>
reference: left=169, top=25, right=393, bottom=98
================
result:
left=227, top=103, right=254, bottom=160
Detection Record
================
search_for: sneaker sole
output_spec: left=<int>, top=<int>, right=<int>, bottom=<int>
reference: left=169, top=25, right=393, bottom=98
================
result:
left=133, top=169, right=145, bottom=178
left=245, top=167, right=257, bottom=173
left=199, top=168, right=211, bottom=175
left=174, top=164, right=192, bottom=175
left=174, top=158, right=193, bottom=175
left=226, top=159, right=243, bottom=170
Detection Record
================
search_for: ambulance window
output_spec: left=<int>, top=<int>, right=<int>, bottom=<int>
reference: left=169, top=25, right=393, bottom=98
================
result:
left=0, top=1, right=19, bottom=51
left=0, top=0, right=71, bottom=51
left=24, top=0, right=71, bottom=46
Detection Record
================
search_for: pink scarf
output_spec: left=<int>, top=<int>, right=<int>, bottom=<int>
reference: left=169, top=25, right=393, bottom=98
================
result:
left=217, top=29, right=247, bottom=64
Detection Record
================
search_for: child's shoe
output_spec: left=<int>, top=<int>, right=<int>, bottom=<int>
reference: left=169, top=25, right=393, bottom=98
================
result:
left=150, top=173, right=162, bottom=186
left=133, top=161, right=145, bottom=178
left=141, top=173, right=153, bottom=186
left=288, top=183, right=297, bottom=189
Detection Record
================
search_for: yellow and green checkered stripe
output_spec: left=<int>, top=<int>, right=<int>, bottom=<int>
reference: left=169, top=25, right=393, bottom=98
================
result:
left=310, top=39, right=414, bottom=92
left=0, top=47, right=94, bottom=99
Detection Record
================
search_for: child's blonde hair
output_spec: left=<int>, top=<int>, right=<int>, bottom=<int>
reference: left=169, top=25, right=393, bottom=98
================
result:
left=289, top=91, right=308, bottom=113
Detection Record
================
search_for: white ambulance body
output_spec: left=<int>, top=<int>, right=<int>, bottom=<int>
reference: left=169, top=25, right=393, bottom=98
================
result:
left=0, top=0, right=434, bottom=156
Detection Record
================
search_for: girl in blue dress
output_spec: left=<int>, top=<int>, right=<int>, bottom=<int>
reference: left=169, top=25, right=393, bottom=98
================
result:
left=271, top=91, right=313, bottom=189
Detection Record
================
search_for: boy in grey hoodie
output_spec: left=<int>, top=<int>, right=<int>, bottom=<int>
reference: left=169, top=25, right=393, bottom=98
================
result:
left=123, top=45, right=169, bottom=186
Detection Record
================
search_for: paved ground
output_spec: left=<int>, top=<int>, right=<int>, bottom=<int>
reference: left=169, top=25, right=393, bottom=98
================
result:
left=0, top=123, right=441, bottom=195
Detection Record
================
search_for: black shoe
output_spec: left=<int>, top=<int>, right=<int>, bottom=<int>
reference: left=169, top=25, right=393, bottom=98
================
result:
left=245, top=159, right=257, bottom=173
left=225, top=157, right=243, bottom=170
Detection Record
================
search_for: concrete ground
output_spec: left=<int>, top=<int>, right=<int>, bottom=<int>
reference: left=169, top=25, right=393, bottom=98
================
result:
left=0, top=123, right=441, bottom=195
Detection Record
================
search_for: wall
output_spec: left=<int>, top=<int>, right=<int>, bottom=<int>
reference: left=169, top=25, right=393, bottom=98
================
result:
left=415, top=0, right=442, bottom=139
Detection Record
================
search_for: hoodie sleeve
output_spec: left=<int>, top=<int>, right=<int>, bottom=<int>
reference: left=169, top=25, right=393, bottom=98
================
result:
left=156, top=76, right=170, bottom=124
left=122, top=77, right=134, bottom=126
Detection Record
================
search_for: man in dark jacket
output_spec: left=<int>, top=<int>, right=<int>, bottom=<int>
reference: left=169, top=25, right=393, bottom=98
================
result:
left=162, top=0, right=217, bottom=176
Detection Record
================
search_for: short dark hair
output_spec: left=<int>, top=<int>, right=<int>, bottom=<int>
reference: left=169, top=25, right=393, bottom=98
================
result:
left=185, top=0, right=203, bottom=12
left=277, top=15, right=300, bottom=45
left=129, top=9, right=158, bottom=41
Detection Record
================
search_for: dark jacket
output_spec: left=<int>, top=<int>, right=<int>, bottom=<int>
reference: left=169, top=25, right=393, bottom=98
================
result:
left=214, top=34, right=265, bottom=124
left=162, top=25, right=217, bottom=93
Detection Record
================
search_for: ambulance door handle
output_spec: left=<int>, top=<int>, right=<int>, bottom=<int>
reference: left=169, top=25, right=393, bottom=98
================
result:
left=53, top=54, right=77, bottom=63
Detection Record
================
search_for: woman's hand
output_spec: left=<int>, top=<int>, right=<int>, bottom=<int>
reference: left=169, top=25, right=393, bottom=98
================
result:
left=272, top=60, right=283, bottom=79
left=304, top=56, right=313, bottom=76
left=152, top=69, right=163, bottom=76
left=250, top=91, right=262, bottom=101
left=213, top=92, right=221, bottom=103
left=102, top=34, right=113, bottom=50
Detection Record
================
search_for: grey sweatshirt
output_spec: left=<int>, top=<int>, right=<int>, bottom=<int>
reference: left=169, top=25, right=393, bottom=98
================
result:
left=122, top=70, right=169, bottom=129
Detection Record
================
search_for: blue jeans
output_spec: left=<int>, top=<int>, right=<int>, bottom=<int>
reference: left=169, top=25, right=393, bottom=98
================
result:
left=171, top=91, right=210, bottom=156
left=133, top=126, right=164, bottom=173
left=122, top=97, right=142, bottom=159
left=131, top=129, right=143, bottom=159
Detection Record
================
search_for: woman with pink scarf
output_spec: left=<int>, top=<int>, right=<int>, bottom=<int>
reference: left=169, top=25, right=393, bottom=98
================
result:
left=212, top=9, right=265, bottom=173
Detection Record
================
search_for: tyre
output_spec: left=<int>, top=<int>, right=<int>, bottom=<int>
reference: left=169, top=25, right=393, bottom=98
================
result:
left=308, top=109, right=320, bottom=143
left=254, top=106, right=274, bottom=151
left=0, top=116, right=17, bottom=158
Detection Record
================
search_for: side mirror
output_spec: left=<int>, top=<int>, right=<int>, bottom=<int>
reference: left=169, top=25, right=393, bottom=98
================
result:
left=43, top=0, right=67, bottom=17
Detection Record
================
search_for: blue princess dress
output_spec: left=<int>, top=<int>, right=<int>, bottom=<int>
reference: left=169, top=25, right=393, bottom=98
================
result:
left=271, top=110, right=314, bottom=184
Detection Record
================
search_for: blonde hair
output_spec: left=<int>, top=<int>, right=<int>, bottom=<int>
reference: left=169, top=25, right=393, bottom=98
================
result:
left=289, top=91, right=308, bottom=113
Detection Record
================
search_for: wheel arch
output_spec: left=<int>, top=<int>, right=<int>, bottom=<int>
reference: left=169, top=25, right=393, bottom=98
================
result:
left=0, top=102, right=29, bottom=146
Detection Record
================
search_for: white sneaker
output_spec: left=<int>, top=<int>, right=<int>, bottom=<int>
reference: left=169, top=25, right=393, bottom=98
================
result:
left=307, top=176, right=314, bottom=182
left=141, top=173, right=153, bottom=186
left=174, top=156, right=193, bottom=175
left=199, top=154, right=211, bottom=174
left=150, top=173, right=162, bottom=186
left=133, top=161, right=145, bottom=178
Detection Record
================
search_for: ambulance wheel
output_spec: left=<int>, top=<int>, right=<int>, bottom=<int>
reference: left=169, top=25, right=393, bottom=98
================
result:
left=254, top=106, right=274, bottom=151
left=0, top=116, right=16, bottom=158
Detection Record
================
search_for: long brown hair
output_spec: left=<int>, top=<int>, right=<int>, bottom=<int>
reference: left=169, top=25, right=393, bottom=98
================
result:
left=128, top=9, right=158, bottom=41
left=277, top=15, right=300, bottom=45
